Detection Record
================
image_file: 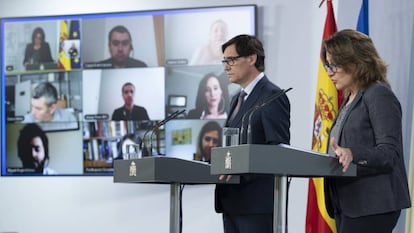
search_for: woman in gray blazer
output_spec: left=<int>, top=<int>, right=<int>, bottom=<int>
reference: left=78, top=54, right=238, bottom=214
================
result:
left=322, top=29, right=411, bottom=233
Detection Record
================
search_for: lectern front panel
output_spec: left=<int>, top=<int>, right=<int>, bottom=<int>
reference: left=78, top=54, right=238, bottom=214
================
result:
left=211, top=144, right=356, bottom=177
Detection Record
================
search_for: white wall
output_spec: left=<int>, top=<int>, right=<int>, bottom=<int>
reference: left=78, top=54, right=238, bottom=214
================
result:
left=1, top=1, right=413, bottom=233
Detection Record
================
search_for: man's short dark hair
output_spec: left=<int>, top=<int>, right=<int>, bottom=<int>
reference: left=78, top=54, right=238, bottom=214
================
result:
left=32, top=82, right=58, bottom=107
left=121, top=82, right=135, bottom=93
left=222, top=34, right=265, bottom=72
left=108, top=25, right=132, bottom=45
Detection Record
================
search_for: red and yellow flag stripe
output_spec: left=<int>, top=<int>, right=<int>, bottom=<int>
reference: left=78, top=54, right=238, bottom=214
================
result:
left=306, top=1, right=341, bottom=232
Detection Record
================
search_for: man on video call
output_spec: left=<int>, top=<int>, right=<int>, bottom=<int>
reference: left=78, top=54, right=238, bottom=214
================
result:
left=23, top=82, right=77, bottom=123
left=99, top=25, right=147, bottom=68
left=17, top=123, right=56, bottom=175
left=112, top=82, right=150, bottom=121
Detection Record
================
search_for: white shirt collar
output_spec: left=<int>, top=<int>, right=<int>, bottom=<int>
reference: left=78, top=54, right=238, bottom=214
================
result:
left=241, top=72, right=264, bottom=99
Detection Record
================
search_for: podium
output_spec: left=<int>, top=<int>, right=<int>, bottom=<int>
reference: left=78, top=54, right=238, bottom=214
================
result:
left=211, top=144, right=357, bottom=233
left=113, top=156, right=239, bottom=233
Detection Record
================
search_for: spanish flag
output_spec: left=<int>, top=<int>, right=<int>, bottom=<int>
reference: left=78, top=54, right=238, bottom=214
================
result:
left=305, top=1, right=341, bottom=232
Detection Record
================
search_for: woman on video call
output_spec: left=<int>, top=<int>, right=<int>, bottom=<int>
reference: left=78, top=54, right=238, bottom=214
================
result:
left=23, top=27, right=54, bottom=67
left=187, top=72, right=229, bottom=120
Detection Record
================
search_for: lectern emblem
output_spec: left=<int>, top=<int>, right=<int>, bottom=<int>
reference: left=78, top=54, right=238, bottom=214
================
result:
left=129, top=161, right=137, bottom=176
left=225, top=151, right=232, bottom=170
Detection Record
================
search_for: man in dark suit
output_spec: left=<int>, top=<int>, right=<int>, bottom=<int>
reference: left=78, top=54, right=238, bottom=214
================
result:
left=215, top=34, right=290, bottom=233
left=112, top=82, right=149, bottom=121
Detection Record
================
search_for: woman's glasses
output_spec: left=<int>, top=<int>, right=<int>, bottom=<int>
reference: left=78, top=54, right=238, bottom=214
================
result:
left=324, top=63, right=339, bottom=74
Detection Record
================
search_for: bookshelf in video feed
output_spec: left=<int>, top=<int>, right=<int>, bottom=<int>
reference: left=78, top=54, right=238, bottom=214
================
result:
left=0, top=4, right=257, bottom=176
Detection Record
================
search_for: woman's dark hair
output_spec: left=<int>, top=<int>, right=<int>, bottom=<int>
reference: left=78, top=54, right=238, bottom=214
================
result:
left=194, top=121, right=222, bottom=162
left=17, top=123, right=49, bottom=172
left=31, top=27, right=46, bottom=44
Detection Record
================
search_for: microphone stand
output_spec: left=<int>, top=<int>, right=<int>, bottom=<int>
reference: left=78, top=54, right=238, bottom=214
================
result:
left=241, top=88, right=292, bottom=144
left=240, top=105, right=257, bottom=144
left=141, top=125, right=154, bottom=157
left=143, top=109, right=186, bottom=156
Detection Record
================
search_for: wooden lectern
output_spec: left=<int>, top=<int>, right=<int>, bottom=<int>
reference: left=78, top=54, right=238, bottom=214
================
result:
left=113, top=156, right=239, bottom=233
left=211, top=144, right=357, bottom=233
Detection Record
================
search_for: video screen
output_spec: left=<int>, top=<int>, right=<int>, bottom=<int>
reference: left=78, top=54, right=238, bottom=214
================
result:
left=5, top=71, right=82, bottom=132
left=82, top=14, right=159, bottom=69
left=3, top=19, right=82, bottom=73
left=164, top=6, right=256, bottom=66
left=82, top=67, right=165, bottom=120
left=1, top=5, right=256, bottom=176
left=165, top=119, right=225, bottom=163
left=165, top=65, right=239, bottom=120
left=5, top=122, right=83, bottom=175
left=82, top=119, right=156, bottom=174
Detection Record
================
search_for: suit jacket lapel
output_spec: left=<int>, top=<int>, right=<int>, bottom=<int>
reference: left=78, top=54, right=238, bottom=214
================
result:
left=226, top=95, right=239, bottom=126
left=335, top=91, right=363, bottom=143
left=228, top=76, right=269, bottom=127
